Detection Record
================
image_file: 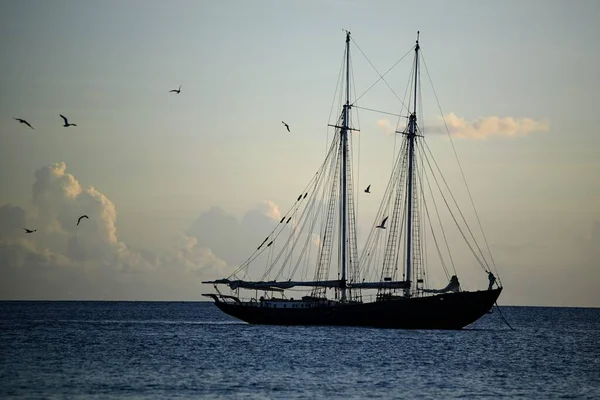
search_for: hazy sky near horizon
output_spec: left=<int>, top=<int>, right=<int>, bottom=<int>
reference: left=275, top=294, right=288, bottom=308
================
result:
left=0, top=0, right=599, bottom=307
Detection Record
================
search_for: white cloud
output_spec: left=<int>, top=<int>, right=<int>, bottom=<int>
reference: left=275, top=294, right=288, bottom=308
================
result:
left=433, top=113, right=550, bottom=139
left=188, top=201, right=285, bottom=267
left=255, top=200, right=281, bottom=221
left=169, top=233, right=228, bottom=276
left=0, top=162, right=230, bottom=300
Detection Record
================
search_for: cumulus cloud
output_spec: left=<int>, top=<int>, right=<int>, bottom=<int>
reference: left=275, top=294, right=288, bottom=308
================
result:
left=255, top=200, right=281, bottom=221
left=168, top=233, right=228, bottom=276
left=431, top=113, right=549, bottom=139
left=188, top=201, right=285, bottom=267
left=0, top=162, right=229, bottom=300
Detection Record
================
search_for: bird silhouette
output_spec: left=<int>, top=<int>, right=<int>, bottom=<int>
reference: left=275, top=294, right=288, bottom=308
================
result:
left=364, top=185, right=371, bottom=193
left=169, top=85, right=181, bottom=94
left=281, top=121, right=290, bottom=132
left=23, top=228, right=37, bottom=234
left=376, top=216, right=388, bottom=229
left=14, top=118, right=34, bottom=130
left=60, top=114, right=77, bottom=127
left=77, top=215, right=89, bottom=226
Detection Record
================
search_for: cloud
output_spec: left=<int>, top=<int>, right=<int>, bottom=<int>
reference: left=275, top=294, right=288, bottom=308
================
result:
left=188, top=201, right=284, bottom=267
left=255, top=200, right=281, bottom=221
left=0, top=204, right=26, bottom=237
left=0, top=162, right=230, bottom=300
left=376, top=118, right=395, bottom=136
left=431, top=113, right=549, bottom=139
left=168, top=233, right=228, bottom=276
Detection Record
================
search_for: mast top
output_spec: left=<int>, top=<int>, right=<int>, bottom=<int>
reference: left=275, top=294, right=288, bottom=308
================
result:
left=343, top=29, right=351, bottom=42
left=415, top=31, right=420, bottom=50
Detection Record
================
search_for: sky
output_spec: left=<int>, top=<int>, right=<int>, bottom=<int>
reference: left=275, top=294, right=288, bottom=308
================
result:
left=0, top=0, right=598, bottom=306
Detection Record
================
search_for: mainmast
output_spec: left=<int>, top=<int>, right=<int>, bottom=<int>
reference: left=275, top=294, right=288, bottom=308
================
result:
left=405, top=31, right=420, bottom=298
left=340, top=30, right=351, bottom=302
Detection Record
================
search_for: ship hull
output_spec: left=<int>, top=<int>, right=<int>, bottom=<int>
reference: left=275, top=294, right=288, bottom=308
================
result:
left=210, top=288, right=502, bottom=329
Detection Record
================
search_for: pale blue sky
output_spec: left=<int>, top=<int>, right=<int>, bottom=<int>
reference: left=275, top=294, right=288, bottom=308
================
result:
left=0, top=0, right=599, bottom=305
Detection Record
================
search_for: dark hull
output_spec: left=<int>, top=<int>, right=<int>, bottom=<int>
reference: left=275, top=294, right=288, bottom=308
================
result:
left=211, top=288, right=502, bottom=329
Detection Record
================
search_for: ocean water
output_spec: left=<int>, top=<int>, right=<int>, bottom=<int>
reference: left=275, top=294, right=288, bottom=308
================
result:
left=0, top=302, right=598, bottom=399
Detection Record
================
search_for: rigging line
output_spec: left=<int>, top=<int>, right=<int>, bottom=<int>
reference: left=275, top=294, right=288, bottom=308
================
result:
left=228, top=135, right=339, bottom=278
left=418, top=142, right=457, bottom=276
left=349, top=51, right=361, bottom=249
left=299, top=177, right=322, bottom=282
left=381, top=134, right=410, bottom=283
left=421, top=51, right=501, bottom=282
left=416, top=142, right=451, bottom=278
left=275, top=182, right=324, bottom=280
left=272, top=140, right=341, bottom=280
left=422, top=140, right=491, bottom=272
left=494, top=301, right=515, bottom=331
left=357, top=137, right=405, bottom=268
left=392, top=58, right=416, bottom=166
left=420, top=54, right=493, bottom=272
left=232, top=177, right=320, bottom=277
left=350, top=38, right=414, bottom=110
left=421, top=142, right=489, bottom=272
left=290, top=176, right=324, bottom=280
left=364, top=137, right=407, bottom=253
left=327, top=45, right=348, bottom=154
left=393, top=180, right=408, bottom=285
left=427, top=159, right=487, bottom=272
left=275, top=205, right=301, bottom=281
left=417, top=80, right=430, bottom=287
left=386, top=143, right=409, bottom=288
left=352, top=105, right=407, bottom=118
left=361, top=138, right=408, bottom=281
left=313, top=134, right=341, bottom=287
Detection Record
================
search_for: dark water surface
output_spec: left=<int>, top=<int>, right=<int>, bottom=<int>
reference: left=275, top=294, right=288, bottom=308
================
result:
left=1, top=302, right=598, bottom=399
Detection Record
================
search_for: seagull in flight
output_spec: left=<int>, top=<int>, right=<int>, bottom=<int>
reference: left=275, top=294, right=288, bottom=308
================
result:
left=77, top=215, right=89, bottom=226
left=364, top=185, right=371, bottom=194
left=14, top=118, right=34, bottom=130
left=169, top=85, right=181, bottom=94
left=60, top=114, right=77, bottom=127
left=281, top=121, right=290, bottom=132
left=23, top=228, right=37, bottom=234
left=376, top=216, right=388, bottom=229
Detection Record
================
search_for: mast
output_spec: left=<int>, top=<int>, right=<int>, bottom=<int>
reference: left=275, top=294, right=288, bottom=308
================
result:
left=405, top=31, right=419, bottom=298
left=340, top=30, right=351, bottom=302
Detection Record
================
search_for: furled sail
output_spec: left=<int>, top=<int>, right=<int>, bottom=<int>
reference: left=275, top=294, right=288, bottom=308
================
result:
left=422, top=275, right=460, bottom=294
left=202, top=279, right=343, bottom=291
left=203, top=278, right=409, bottom=291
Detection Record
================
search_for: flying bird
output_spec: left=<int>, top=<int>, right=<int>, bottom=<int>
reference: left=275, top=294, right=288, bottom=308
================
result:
left=60, top=114, right=77, bottom=127
left=23, top=228, right=37, bottom=234
left=77, top=215, right=89, bottom=226
left=364, top=185, right=371, bottom=193
left=281, top=121, right=290, bottom=132
left=13, top=118, right=34, bottom=130
left=376, top=216, right=388, bottom=229
left=169, top=85, right=181, bottom=94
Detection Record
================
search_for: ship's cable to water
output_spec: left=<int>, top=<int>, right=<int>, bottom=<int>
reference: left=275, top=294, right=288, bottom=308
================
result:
left=494, top=301, right=515, bottom=331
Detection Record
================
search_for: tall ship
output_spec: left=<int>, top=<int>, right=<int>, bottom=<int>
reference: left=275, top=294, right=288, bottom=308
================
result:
left=203, top=31, right=503, bottom=329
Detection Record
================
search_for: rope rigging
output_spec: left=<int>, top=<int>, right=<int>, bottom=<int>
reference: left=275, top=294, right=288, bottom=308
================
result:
left=421, top=51, right=501, bottom=284
left=224, top=33, right=502, bottom=300
left=350, top=37, right=414, bottom=112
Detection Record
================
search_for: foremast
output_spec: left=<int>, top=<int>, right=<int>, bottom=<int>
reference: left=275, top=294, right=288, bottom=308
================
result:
left=405, top=32, right=420, bottom=298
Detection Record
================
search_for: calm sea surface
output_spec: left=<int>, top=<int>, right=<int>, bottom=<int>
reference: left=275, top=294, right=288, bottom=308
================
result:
left=0, top=302, right=598, bottom=399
